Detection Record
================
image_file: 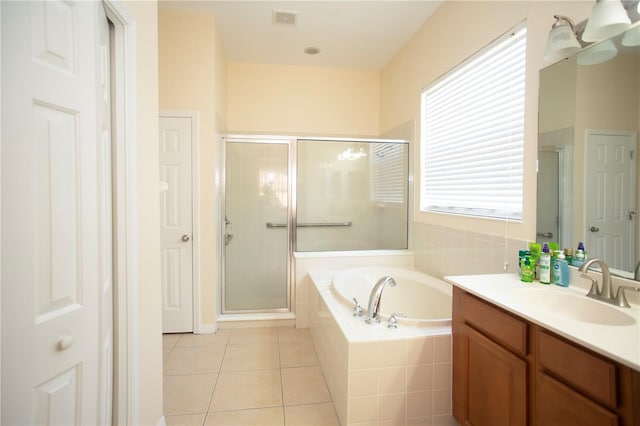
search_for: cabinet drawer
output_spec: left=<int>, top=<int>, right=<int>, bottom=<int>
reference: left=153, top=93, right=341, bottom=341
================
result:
left=536, top=371, right=618, bottom=426
left=460, top=292, right=527, bottom=356
left=537, top=330, right=617, bottom=409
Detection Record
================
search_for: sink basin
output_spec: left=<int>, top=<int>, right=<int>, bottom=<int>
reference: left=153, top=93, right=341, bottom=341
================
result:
left=512, top=288, right=636, bottom=326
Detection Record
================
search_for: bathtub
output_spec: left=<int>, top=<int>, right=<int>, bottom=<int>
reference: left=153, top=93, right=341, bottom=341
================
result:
left=331, top=266, right=452, bottom=328
left=308, top=267, right=454, bottom=425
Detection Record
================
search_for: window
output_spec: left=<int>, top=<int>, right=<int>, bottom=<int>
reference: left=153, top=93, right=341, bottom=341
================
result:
left=420, top=23, right=527, bottom=220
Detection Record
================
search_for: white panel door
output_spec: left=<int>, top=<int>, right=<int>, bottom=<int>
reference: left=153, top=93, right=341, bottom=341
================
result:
left=585, top=130, right=637, bottom=272
left=1, top=2, right=112, bottom=425
left=159, top=116, right=194, bottom=333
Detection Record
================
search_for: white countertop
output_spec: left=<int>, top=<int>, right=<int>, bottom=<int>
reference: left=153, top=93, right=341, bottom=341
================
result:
left=445, top=273, right=640, bottom=372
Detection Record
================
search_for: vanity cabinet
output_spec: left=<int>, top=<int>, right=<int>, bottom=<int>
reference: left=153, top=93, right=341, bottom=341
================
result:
left=453, top=288, right=529, bottom=426
left=452, top=287, right=640, bottom=426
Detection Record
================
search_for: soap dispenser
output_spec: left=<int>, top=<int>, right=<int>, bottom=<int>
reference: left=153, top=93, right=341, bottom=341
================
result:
left=553, top=250, right=569, bottom=287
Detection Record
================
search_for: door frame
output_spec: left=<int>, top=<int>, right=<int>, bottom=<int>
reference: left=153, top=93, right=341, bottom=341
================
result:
left=159, top=110, right=202, bottom=333
left=102, top=1, right=138, bottom=424
left=218, top=136, right=295, bottom=318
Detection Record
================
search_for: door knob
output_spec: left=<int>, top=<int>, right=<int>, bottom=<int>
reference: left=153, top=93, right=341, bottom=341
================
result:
left=56, top=335, right=74, bottom=351
left=590, top=226, right=600, bottom=232
left=181, top=234, right=190, bottom=242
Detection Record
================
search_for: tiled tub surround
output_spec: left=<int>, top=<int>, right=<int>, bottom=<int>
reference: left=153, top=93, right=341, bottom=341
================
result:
left=308, top=270, right=456, bottom=426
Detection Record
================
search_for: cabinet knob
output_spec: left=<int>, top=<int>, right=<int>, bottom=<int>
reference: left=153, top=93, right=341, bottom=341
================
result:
left=56, top=335, right=74, bottom=351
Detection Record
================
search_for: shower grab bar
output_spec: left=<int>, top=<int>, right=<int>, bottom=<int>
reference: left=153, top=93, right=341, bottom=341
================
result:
left=266, top=221, right=352, bottom=228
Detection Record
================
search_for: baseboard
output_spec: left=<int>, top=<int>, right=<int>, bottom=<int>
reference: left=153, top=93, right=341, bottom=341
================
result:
left=193, top=323, right=218, bottom=334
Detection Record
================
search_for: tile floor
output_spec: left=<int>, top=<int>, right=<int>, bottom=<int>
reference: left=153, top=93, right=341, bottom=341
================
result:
left=163, top=327, right=340, bottom=426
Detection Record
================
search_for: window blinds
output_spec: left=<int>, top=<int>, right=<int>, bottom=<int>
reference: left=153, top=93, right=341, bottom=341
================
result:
left=370, top=142, right=407, bottom=204
left=420, top=24, right=527, bottom=220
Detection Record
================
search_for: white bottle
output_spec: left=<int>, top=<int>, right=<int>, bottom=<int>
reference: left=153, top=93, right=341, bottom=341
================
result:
left=539, top=243, right=551, bottom=284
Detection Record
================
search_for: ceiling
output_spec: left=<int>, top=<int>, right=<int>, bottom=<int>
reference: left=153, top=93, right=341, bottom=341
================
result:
left=159, top=1, right=443, bottom=70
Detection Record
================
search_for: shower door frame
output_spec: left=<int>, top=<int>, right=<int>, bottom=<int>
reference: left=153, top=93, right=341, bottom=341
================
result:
left=219, top=135, right=296, bottom=316
left=218, top=134, right=411, bottom=318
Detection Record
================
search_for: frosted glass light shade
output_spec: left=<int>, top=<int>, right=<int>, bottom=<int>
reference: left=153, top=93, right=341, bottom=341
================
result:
left=582, top=0, right=631, bottom=42
left=622, top=25, right=640, bottom=46
left=577, top=39, right=618, bottom=65
left=544, top=21, right=581, bottom=62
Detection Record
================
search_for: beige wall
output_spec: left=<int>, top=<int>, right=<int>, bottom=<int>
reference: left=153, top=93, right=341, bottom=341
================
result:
left=539, top=58, right=577, bottom=133
left=124, top=0, right=163, bottom=424
left=227, top=63, right=379, bottom=136
left=159, top=8, right=228, bottom=327
left=380, top=1, right=593, bottom=244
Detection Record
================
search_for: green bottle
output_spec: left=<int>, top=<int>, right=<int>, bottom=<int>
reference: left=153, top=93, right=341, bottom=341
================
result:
left=521, top=257, right=534, bottom=282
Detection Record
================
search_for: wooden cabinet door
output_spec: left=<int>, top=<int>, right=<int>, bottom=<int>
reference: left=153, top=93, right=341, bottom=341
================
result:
left=536, top=372, right=618, bottom=426
left=457, top=323, right=527, bottom=426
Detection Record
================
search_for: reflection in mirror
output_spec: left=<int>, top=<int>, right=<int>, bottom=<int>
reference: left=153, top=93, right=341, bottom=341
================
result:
left=538, top=22, right=640, bottom=280
left=296, top=139, right=409, bottom=252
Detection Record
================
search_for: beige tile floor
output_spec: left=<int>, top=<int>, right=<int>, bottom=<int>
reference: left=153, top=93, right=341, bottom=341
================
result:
left=163, top=327, right=340, bottom=426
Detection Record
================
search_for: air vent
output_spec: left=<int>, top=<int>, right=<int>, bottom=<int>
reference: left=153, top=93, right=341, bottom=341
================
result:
left=273, top=10, right=297, bottom=26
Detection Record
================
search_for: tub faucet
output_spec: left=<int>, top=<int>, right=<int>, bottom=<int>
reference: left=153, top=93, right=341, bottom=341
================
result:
left=365, top=276, right=396, bottom=324
left=579, top=258, right=612, bottom=301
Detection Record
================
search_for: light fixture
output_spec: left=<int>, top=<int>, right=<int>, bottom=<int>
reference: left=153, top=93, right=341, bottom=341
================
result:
left=582, top=0, right=631, bottom=42
left=577, top=38, right=618, bottom=65
left=544, top=15, right=581, bottom=62
left=622, top=24, right=640, bottom=46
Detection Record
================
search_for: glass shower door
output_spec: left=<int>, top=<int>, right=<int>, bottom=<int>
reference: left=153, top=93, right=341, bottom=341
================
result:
left=223, top=141, right=290, bottom=313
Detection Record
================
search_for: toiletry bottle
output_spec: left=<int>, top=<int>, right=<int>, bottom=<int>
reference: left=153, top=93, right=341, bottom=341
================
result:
left=521, top=256, right=534, bottom=282
left=553, top=250, right=570, bottom=287
left=518, top=249, right=528, bottom=274
left=573, top=242, right=586, bottom=267
left=564, top=248, right=573, bottom=265
left=539, top=243, right=551, bottom=284
left=529, top=242, right=541, bottom=280
left=577, top=241, right=587, bottom=260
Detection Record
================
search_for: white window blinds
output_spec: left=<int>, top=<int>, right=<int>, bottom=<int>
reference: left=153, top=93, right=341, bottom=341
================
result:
left=370, top=142, right=407, bottom=204
left=420, top=24, right=527, bottom=220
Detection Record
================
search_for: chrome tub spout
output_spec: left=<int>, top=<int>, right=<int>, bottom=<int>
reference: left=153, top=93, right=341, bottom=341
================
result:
left=365, top=276, right=396, bottom=324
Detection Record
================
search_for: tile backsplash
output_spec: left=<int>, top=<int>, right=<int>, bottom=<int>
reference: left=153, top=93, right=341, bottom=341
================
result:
left=411, top=221, right=528, bottom=279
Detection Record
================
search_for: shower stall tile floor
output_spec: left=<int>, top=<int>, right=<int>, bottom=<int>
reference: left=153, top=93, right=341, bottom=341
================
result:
left=163, top=327, right=339, bottom=426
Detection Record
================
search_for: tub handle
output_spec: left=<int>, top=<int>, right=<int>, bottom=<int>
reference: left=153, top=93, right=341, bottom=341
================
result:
left=387, top=313, right=406, bottom=329
left=352, top=298, right=363, bottom=317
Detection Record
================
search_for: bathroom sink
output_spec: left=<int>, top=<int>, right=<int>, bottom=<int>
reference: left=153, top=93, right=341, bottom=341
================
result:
left=512, top=288, right=636, bottom=326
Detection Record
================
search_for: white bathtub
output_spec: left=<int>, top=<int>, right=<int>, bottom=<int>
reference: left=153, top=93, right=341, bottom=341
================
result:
left=332, top=266, right=452, bottom=328
left=308, top=267, right=454, bottom=425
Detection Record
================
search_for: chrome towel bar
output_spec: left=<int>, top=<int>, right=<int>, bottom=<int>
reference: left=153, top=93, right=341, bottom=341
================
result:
left=266, top=221, right=352, bottom=228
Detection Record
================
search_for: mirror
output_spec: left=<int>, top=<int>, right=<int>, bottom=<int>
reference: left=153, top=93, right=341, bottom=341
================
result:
left=538, top=21, right=640, bottom=280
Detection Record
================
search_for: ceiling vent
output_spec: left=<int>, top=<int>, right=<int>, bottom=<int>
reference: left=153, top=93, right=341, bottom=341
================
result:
left=273, top=10, right=297, bottom=26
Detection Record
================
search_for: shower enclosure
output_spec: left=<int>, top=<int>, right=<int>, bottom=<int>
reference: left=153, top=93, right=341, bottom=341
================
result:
left=220, top=136, right=409, bottom=316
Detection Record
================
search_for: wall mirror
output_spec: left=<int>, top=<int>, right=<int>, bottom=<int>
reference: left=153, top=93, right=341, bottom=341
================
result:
left=538, top=21, right=640, bottom=280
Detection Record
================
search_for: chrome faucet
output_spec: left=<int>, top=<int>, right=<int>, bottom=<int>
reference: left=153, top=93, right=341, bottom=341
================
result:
left=365, top=276, right=396, bottom=324
left=579, top=258, right=612, bottom=301
left=580, top=258, right=640, bottom=308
